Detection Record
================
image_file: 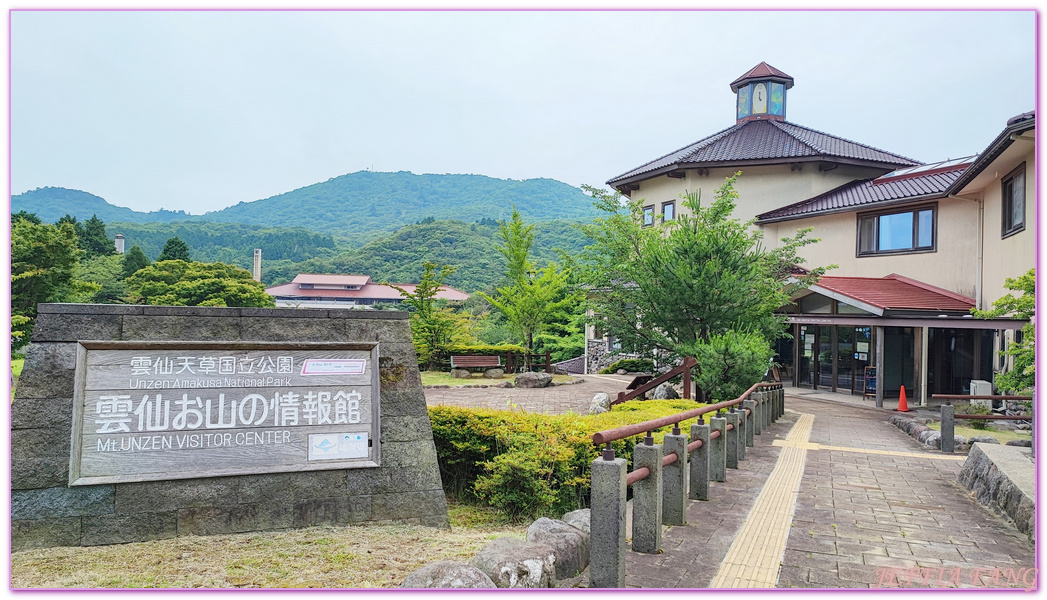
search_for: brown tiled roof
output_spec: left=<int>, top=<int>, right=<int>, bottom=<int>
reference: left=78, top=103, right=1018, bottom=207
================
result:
left=267, top=281, right=469, bottom=302
left=607, top=120, right=919, bottom=186
left=292, top=274, right=372, bottom=286
left=814, top=274, right=974, bottom=312
left=756, top=159, right=972, bottom=223
left=729, top=62, right=794, bottom=91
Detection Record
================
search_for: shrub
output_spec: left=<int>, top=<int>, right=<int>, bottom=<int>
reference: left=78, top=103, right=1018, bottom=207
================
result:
left=964, top=402, right=992, bottom=430
left=599, top=358, right=655, bottom=374
left=428, top=399, right=712, bottom=521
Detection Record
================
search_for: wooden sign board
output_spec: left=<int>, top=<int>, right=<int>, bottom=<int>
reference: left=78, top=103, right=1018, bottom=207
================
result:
left=69, top=341, right=381, bottom=486
left=863, top=366, right=877, bottom=400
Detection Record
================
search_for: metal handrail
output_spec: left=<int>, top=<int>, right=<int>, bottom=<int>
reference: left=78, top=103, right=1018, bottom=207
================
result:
left=595, top=382, right=782, bottom=485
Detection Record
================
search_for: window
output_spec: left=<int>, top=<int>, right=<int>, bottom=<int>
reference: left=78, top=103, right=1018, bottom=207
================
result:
left=642, top=205, right=655, bottom=227
left=661, top=201, right=675, bottom=222
left=857, top=204, right=936, bottom=256
left=1002, top=164, right=1025, bottom=237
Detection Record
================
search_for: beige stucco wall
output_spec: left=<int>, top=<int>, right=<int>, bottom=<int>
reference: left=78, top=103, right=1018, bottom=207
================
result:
left=980, top=148, right=1036, bottom=307
left=763, top=198, right=982, bottom=299
left=629, top=163, right=887, bottom=227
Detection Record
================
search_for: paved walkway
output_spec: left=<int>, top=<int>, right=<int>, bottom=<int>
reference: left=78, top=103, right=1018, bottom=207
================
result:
left=424, top=380, right=1035, bottom=588
left=423, top=374, right=633, bottom=414
left=622, top=394, right=1035, bottom=589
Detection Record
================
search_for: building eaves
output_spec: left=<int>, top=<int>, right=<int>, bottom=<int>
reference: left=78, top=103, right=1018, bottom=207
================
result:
left=812, top=275, right=974, bottom=312
left=607, top=120, right=919, bottom=188
left=756, top=165, right=965, bottom=224
left=947, top=111, right=1035, bottom=194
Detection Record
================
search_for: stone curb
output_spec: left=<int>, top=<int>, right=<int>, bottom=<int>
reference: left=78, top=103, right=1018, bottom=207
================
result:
left=423, top=377, right=585, bottom=390
left=887, top=413, right=968, bottom=451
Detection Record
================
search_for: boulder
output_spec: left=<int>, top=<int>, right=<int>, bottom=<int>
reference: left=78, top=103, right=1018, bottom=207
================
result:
left=616, top=369, right=627, bottom=375
left=1006, top=439, right=1033, bottom=447
left=561, top=509, right=591, bottom=534
left=515, top=372, right=553, bottom=389
left=495, top=381, right=514, bottom=388
left=483, top=368, right=505, bottom=379
left=470, top=537, right=556, bottom=588
left=401, top=561, right=497, bottom=588
left=588, top=393, right=610, bottom=415
left=451, top=369, right=473, bottom=379
left=653, top=384, right=679, bottom=400
left=526, top=517, right=590, bottom=581
left=969, top=435, right=1001, bottom=444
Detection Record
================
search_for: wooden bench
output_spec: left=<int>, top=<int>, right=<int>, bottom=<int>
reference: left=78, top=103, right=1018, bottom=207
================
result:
left=450, top=355, right=502, bottom=372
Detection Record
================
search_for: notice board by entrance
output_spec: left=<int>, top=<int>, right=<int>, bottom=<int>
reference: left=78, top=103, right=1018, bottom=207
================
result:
left=863, top=366, right=877, bottom=400
left=69, top=341, right=380, bottom=486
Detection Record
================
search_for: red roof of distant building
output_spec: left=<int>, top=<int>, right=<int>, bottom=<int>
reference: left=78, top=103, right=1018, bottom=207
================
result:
left=813, top=274, right=974, bottom=312
left=267, top=277, right=469, bottom=302
left=292, top=274, right=372, bottom=286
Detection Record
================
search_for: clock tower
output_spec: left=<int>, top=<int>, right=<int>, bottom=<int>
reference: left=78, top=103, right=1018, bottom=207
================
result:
left=731, top=62, right=794, bottom=123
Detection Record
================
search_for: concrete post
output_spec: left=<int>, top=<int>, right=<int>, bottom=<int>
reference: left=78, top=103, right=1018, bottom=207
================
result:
left=764, top=391, right=772, bottom=430
left=941, top=403, right=955, bottom=453
left=778, top=387, right=785, bottom=419
left=735, top=407, right=747, bottom=460
left=632, top=442, right=663, bottom=554
left=662, top=433, right=688, bottom=526
left=752, top=392, right=763, bottom=436
left=742, top=399, right=756, bottom=448
left=725, top=410, right=740, bottom=469
left=709, top=415, right=727, bottom=483
left=689, top=421, right=710, bottom=501
left=589, top=456, right=627, bottom=588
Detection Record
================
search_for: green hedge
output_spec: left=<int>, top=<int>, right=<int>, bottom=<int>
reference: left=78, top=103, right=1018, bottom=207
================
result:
left=599, top=358, right=655, bottom=374
left=447, top=343, right=527, bottom=356
left=428, top=399, right=712, bottom=521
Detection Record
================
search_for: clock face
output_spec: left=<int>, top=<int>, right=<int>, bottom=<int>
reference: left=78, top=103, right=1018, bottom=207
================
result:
left=753, top=83, right=768, bottom=114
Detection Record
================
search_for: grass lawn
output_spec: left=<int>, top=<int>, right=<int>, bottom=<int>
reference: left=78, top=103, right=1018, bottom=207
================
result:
left=421, top=370, right=575, bottom=387
left=927, top=421, right=1032, bottom=445
left=11, top=497, right=525, bottom=588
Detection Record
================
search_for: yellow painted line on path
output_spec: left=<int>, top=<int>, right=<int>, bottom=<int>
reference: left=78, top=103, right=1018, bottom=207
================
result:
left=772, top=440, right=966, bottom=461
left=709, top=413, right=814, bottom=588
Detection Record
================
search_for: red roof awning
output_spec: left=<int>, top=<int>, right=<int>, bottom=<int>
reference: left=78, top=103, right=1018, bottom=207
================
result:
left=811, top=274, right=974, bottom=313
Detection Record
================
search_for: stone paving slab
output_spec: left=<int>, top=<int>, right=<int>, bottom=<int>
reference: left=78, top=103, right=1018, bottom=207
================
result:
left=424, top=373, right=633, bottom=414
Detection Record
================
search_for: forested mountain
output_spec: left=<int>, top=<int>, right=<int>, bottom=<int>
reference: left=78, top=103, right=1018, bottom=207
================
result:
left=12, top=187, right=193, bottom=224
left=262, top=218, right=590, bottom=292
left=110, top=222, right=338, bottom=267
left=202, top=171, right=599, bottom=239
left=12, top=172, right=600, bottom=243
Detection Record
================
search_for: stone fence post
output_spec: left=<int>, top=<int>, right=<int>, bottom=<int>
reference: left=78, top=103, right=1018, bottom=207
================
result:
left=725, top=410, right=740, bottom=469
left=589, top=456, right=627, bottom=587
left=689, top=419, right=710, bottom=501
left=709, top=414, right=727, bottom=483
left=742, top=399, right=756, bottom=448
left=941, top=403, right=955, bottom=453
left=632, top=441, right=663, bottom=554
left=662, top=432, right=688, bottom=526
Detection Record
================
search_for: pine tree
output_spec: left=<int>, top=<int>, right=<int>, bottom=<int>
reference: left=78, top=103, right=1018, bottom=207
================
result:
left=121, top=244, right=151, bottom=279
left=157, top=236, right=191, bottom=262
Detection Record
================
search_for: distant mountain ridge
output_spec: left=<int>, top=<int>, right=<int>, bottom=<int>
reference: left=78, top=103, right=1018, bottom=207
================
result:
left=12, top=171, right=600, bottom=238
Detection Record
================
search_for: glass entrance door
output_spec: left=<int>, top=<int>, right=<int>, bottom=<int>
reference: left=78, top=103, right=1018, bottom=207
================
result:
left=836, top=327, right=854, bottom=392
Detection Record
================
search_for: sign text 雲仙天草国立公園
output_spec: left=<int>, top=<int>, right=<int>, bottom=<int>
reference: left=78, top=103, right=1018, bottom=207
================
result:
left=69, top=342, right=380, bottom=486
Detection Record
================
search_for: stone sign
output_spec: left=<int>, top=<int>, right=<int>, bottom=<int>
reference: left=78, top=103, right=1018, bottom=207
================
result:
left=12, top=304, right=450, bottom=550
left=71, top=342, right=381, bottom=486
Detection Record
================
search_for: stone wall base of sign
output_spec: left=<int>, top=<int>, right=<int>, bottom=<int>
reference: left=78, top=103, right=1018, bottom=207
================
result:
left=12, top=304, right=449, bottom=551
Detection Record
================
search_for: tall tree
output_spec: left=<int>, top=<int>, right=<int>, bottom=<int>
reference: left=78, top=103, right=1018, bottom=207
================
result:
left=121, top=244, right=151, bottom=279
left=56, top=214, right=85, bottom=242
left=481, top=209, right=578, bottom=368
left=388, top=262, right=473, bottom=370
left=972, top=268, right=1035, bottom=394
left=81, top=215, right=115, bottom=258
left=11, top=219, right=85, bottom=349
left=157, top=236, right=191, bottom=262
left=11, top=210, right=41, bottom=225
left=580, top=174, right=830, bottom=399
left=124, top=260, right=274, bottom=307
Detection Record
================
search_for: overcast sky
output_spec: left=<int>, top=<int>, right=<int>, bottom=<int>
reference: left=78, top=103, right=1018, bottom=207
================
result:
left=10, top=9, right=1036, bottom=215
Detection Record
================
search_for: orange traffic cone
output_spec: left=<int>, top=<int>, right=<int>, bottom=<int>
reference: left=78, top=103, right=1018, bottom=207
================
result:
left=895, top=385, right=912, bottom=412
